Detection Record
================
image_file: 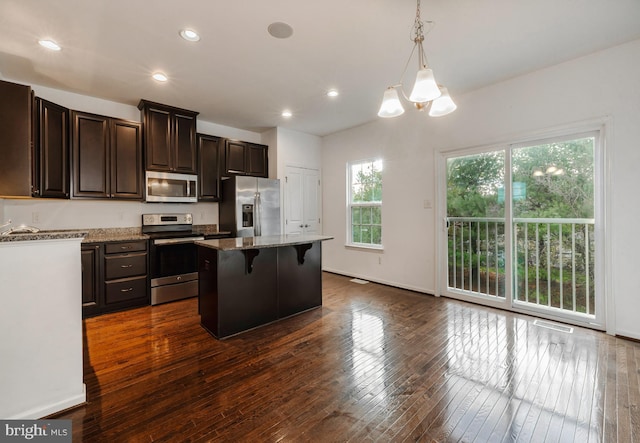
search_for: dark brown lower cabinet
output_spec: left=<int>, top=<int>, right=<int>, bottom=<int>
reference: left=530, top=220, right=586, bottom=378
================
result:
left=81, top=240, right=149, bottom=318
left=81, top=244, right=101, bottom=318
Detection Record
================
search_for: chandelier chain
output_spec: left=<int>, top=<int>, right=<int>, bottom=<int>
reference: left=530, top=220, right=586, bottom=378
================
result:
left=414, top=0, right=424, bottom=44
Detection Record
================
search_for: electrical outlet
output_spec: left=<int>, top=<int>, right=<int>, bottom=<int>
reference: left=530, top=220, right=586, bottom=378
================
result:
left=32, top=212, right=40, bottom=223
left=378, top=256, right=382, bottom=265
left=423, top=199, right=433, bottom=209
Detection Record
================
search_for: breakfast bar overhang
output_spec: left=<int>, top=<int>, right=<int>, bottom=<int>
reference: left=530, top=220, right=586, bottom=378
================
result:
left=196, top=234, right=333, bottom=339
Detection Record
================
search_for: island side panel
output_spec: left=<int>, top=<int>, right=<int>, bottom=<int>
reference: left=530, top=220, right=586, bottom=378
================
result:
left=218, top=248, right=278, bottom=338
left=198, top=246, right=220, bottom=336
left=277, top=242, right=322, bottom=318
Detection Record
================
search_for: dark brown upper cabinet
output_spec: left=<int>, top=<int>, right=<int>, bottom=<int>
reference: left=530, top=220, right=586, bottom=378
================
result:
left=72, top=111, right=143, bottom=200
left=0, top=80, right=33, bottom=197
left=34, top=98, right=70, bottom=198
left=224, top=139, right=247, bottom=175
left=197, top=134, right=222, bottom=202
left=246, top=143, right=268, bottom=177
left=138, top=100, right=198, bottom=174
left=222, top=139, right=268, bottom=178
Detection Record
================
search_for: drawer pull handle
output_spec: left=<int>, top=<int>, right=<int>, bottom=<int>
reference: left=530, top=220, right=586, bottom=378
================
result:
left=120, top=287, right=134, bottom=293
left=120, top=264, right=133, bottom=268
left=120, top=246, right=130, bottom=250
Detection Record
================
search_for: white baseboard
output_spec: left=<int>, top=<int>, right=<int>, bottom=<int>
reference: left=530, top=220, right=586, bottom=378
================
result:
left=322, top=267, right=434, bottom=295
left=8, top=384, right=86, bottom=419
left=615, top=328, right=640, bottom=341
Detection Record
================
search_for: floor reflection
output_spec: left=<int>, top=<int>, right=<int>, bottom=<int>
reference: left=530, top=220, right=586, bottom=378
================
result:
left=443, top=304, right=605, bottom=442
left=351, top=311, right=388, bottom=406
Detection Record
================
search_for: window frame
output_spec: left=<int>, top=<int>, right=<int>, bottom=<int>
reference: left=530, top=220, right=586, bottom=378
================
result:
left=346, top=158, right=383, bottom=250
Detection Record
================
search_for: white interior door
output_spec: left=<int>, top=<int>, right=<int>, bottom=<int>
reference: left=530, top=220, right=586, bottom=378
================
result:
left=284, top=166, right=321, bottom=235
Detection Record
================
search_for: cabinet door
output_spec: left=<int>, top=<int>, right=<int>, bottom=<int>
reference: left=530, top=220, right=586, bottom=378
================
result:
left=246, top=143, right=268, bottom=177
left=72, top=111, right=110, bottom=198
left=225, top=140, right=247, bottom=175
left=174, top=112, right=197, bottom=173
left=36, top=98, right=70, bottom=198
left=111, top=119, right=143, bottom=199
left=81, top=244, right=102, bottom=318
left=198, top=134, right=221, bottom=201
left=144, top=106, right=172, bottom=171
left=0, top=80, right=32, bottom=197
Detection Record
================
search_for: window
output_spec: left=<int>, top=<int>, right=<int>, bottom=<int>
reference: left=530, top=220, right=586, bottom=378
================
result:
left=348, top=159, right=382, bottom=248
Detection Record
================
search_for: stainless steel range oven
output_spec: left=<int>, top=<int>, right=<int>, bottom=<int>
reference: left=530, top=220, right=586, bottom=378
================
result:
left=142, top=213, right=204, bottom=305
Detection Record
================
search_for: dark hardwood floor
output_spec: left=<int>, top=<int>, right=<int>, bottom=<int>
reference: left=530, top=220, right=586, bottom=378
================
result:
left=54, top=272, right=640, bottom=442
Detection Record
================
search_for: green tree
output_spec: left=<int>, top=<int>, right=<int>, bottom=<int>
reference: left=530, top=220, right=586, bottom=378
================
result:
left=352, top=163, right=382, bottom=202
left=447, top=151, right=504, bottom=218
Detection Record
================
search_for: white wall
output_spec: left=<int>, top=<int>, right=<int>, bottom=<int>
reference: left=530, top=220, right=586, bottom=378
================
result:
left=0, top=238, right=85, bottom=418
left=1, top=82, right=266, bottom=230
left=322, top=38, right=640, bottom=339
left=274, top=127, right=322, bottom=173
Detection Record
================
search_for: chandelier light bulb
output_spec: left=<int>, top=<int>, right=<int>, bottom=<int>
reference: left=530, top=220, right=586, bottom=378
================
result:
left=409, top=68, right=441, bottom=103
left=428, top=86, right=457, bottom=117
left=377, top=88, right=405, bottom=118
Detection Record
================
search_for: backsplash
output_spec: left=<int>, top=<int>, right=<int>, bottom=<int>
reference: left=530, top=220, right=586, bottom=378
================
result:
left=2, top=198, right=218, bottom=230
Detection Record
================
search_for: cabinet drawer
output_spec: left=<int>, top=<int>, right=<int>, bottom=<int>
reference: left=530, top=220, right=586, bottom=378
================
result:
left=105, top=241, right=147, bottom=254
left=105, top=253, right=147, bottom=279
left=105, top=276, right=147, bottom=305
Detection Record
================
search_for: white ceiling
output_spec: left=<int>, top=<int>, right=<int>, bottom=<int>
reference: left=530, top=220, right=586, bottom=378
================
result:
left=1, top=0, right=639, bottom=136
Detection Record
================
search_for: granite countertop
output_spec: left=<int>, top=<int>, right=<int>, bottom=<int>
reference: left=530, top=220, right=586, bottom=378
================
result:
left=196, top=234, right=334, bottom=251
left=83, top=227, right=149, bottom=243
left=0, top=230, right=88, bottom=243
left=0, top=224, right=227, bottom=244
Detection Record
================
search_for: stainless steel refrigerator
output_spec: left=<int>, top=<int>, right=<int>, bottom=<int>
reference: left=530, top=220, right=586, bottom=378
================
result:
left=219, top=176, right=281, bottom=237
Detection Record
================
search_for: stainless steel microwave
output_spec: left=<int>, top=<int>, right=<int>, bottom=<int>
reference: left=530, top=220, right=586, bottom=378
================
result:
left=145, top=171, right=198, bottom=203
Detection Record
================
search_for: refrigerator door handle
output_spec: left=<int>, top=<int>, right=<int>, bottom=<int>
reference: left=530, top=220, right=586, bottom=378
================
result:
left=254, top=191, right=262, bottom=236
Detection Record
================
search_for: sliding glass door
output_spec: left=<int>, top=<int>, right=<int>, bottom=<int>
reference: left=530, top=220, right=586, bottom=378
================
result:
left=441, top=131, right=603, bottom=328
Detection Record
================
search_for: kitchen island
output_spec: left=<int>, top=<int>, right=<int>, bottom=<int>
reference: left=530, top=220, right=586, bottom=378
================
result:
left=196, top=234, right=333, bottom=339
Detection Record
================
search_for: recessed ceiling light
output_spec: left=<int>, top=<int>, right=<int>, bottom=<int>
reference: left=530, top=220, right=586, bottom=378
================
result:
left=179, top=29, right=200, bottom=42
left=38, top=39, right=61, bottom=51
left=327, top=89, right=339, bottom=97
left=268, top=22, right=294, bottom=39
left=282, top=110, right=292, bottom=118
left=152, top=72, right=168, bottom=82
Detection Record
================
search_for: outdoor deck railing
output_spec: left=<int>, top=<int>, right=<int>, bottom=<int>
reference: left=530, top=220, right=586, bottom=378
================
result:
left=447, top=217, right=595, bottom=316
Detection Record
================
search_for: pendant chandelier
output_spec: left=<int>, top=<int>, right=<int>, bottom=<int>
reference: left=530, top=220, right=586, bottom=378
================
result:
left=377, top=0, right=457, bottom=118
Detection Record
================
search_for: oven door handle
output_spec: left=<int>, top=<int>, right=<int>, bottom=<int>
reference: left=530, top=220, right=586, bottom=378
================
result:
left=153, top=236, right=205, bottom=246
